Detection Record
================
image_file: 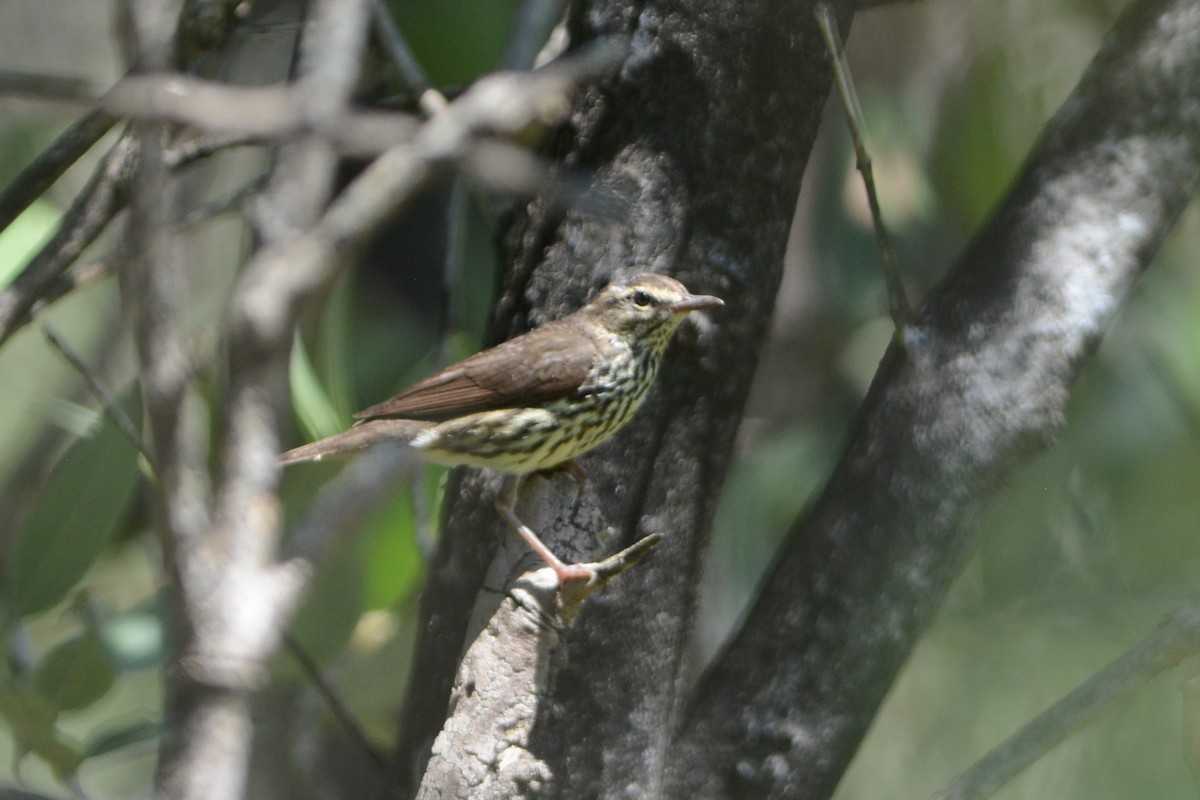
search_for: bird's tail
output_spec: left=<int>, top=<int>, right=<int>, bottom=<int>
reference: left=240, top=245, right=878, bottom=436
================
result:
left=279, top=418, right=434, bottom=466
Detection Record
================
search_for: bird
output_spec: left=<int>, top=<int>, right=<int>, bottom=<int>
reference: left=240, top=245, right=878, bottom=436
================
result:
left=280, top=273, right=723, bottom=584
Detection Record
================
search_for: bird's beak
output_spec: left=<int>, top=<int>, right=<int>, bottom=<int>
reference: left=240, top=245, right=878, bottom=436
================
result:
left=670, top=294, right=724, bottom=313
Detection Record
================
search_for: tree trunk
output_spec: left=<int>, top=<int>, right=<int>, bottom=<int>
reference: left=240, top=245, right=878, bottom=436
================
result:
left=394, top=0, right=852, bottom=796
left=392, top=0, right=1200, bottom=798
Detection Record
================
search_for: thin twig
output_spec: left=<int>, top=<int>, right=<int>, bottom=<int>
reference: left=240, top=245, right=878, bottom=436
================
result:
left=164, top=130, right=260, bottom=169
left=42, top=324, right=153, bottom=466
left=24, top=250, right=124, bottom=327
left=107, top=75, right=422, bottom=154
left=0, top=70, right=103, bottom=106
left=0, top=109, right=117, bottom=236
left=0, top=133, right=137, bottom=348
left=370, top=0, right=448, bottom=116
left=175, top=173, right=267, bottom=229
left=283, top=632, right=387, bottom=771
left=204, top=0, right=372, bottom=685
left=230, top=44, right=628, bottom=362
left=815, top=2, right=911, bottom=329
left=106, top=77, right=305, bottom=136
left=502, top=0, right=571, bottom=70
left=933, top=605, right=1200, bottom=800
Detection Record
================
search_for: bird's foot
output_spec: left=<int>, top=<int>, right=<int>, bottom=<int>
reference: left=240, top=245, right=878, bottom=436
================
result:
left=495, top=494, right=598, bottom=586
left=563, top=459, right=588, bottom=485
left=536, top=459, right=588, bottom=485
left=550, top=561, right=600, bottom=586
left=559, top=535, right=662, bottom=604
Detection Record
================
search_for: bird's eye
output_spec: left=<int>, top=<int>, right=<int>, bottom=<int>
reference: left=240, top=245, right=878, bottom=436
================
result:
left=632, top=290, right=652, bottom=307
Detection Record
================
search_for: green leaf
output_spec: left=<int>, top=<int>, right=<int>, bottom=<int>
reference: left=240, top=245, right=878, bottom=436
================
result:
left=33, top=628, right=116, bottom=712
left=0, top=684, right=83, bottom=779
left=0, top=200, right=60, bottom=290
left=315, top=273, right=356, bottom=419
left=3, top=391, right=143, bottom=619
left=290, top=331, right=344, bottom=441
left=284, top=540, right=366, bottom=676
left=361, top=482, right=427, bottom=610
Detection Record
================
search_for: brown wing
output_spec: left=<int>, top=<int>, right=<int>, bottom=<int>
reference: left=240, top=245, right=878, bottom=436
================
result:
left=353, top=319, right=598, bottom=423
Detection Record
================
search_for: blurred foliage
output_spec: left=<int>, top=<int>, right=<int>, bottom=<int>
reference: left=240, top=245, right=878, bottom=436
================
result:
left=3, top=392, right=142, bottom=620
left=387, top=0, right=518, bottom=86
left=0, top=0, right=1198, bottom=798
left=0, top=202, right=60, bottom=290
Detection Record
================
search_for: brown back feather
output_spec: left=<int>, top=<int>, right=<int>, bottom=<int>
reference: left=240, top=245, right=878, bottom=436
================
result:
left=353, top=318, right=598, bottom=423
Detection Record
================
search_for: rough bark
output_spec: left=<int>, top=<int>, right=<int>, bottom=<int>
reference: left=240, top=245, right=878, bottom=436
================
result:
left=394, top=0, right=853, bottom=797
left=393, top=0, right=1200, bottom=799
left=671, top=1, right=1200, bottom=797
left=414, top=479, right=659, bottom=799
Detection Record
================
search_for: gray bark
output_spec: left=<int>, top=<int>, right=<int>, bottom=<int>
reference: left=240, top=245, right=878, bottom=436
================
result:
left=672, top=0, right=1200, bottom=797
left=395, top=0, right=853, bottom=796
left=395, top=0, right=1200, bottom=799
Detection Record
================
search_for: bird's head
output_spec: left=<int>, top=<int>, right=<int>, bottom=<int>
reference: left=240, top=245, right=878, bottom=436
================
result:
left=587, top=273, right=723, bottom=347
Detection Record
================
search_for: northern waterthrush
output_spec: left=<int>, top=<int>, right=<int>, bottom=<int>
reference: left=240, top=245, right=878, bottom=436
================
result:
left=280, top=273, right=723, bottom=583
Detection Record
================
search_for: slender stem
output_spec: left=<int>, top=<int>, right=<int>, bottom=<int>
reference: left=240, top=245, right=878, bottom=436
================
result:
left=0, top=70, right=102, bottom=105
left=43, top=324, right=153, bottom=466
left=0, top=109, right=116, bottom=236
left=370, top=0, right=447, bottom=116
left=815, top=2, right=911, bottom=329
left=174, top=173, right=267, bottom=229
left=0, top=134, right=137, bottom=348
left=283, top=632, right=387, bottom=770
left=502, top=0, right=570, bottom=70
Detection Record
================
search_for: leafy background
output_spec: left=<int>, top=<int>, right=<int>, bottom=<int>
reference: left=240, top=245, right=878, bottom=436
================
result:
left=1, top=0, right=1198, bottom=797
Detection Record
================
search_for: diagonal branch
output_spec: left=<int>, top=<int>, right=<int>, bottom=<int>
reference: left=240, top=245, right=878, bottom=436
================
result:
left=0, top=109, right=116, bottom=236
left=413, top=481, right=662, bottom=800
left=671, top=1, right=1200, bottom=797
left=0, top=132, right=137, bottom=348
left=391, top=0, right=853, bottom=794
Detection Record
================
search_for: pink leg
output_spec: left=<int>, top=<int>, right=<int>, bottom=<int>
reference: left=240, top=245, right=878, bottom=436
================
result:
left=562, top=459, right=588, bottom=485
left=496, top=476, right=596, bottom=585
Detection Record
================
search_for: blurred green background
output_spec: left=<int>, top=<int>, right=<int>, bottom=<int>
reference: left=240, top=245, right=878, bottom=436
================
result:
left=1, top=0, right=1198, bottom=798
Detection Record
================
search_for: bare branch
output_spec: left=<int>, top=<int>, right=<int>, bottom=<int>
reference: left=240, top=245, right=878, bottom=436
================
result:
left=816, top=2, right=910, bottom=327
left=502, top=0, right=570, bottom=70
left=414, top=479, right=660, bottom=799
left=0, top=133, right=137, bottom=348
left=0, top=110, right=116, bottom=236
left=672, top=1, right=1200, bottom=796
left=105, top=75, right=423, bottom=154
left=174, top=173, right=267, bottom=229
left=0, top=70, right=103, bottom=105
left=43, top=324, right=152, bottom=465
left=4, top=250, right=124, bottom=338
left=370, top=0, right=448, bottom=116
left=105, top=77, right=305, bottom=136
left=139, top=0, right=379, bottom=797
left=163, top=131, right=260, bottom=168
left=229, top=48, right=624, bottom=358
left=283, top=632, right=388, bottom=771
